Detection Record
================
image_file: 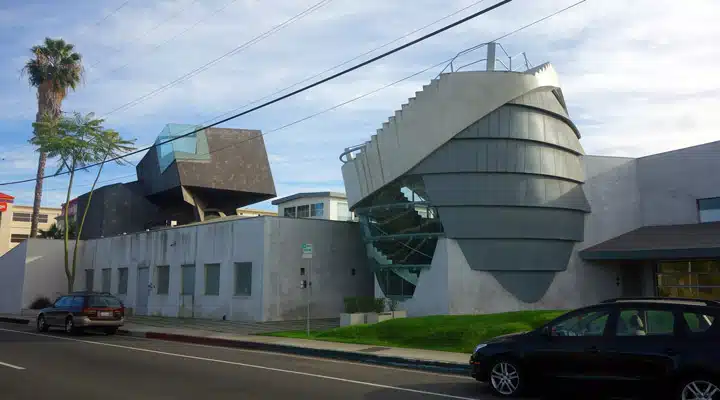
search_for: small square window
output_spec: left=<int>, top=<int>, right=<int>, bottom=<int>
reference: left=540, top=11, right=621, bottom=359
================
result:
left=297, top=205, right=310, bottom=218
left=156, top=266, right=170, bottom=295
left=300, top=267, right=305, bottom=276
left=283, top=207, right=296, bottom=218
left=205, top=264, right=221, bottom=296
left=234, top=262, right=252, bottom=296
left=311, top=203, right=324, bottom=217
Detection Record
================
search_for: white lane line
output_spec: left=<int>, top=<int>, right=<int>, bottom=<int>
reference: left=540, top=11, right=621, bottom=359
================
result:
left=0, top=328, right=477, bottom=399
left=0, top=360, right=25, bottom=370
left=107, top=332, right=471, bottom=379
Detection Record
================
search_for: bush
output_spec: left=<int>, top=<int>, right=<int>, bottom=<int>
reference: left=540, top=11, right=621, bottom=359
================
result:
left=343, top=297, right=386, bottom=313
left=29, top=296, right=52, bottom=310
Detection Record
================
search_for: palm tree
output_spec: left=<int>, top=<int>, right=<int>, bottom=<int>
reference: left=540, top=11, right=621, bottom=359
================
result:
left=22, top=38, right=83, bottom=238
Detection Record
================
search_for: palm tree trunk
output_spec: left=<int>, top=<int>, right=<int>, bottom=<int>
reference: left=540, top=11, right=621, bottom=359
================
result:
left=64, top=162, right=76, bottom=293
left=72, top=154, right=106, bottom=292
left=30, top=85, right=61, bottom=238
left=29, top=151, right=47, bottom=238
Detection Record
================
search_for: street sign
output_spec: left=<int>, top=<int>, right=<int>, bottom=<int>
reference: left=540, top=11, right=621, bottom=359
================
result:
left=301, top=243, right=313, bottom=259
left=0, top=203, right=6, bottom=213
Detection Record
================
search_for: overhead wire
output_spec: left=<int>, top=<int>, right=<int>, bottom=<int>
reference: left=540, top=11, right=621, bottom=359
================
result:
left=97, top=0, right=334, bottom=118
left=1, top=0, right=513, bottom=187
left=4, top=0, right=588, bottom=188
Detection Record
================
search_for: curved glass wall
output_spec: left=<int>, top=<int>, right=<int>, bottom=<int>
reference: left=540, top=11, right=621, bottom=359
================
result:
left=355, top=176, right=444, bottom=298
left=156, top=124, right=210, bottom=173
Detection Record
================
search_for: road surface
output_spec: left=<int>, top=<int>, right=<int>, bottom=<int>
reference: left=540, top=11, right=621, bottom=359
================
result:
left=0, top=322, right=494, bottom=400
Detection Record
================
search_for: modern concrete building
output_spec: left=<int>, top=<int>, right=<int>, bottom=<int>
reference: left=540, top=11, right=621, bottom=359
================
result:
left=76, top=124, right=277, bottom=239
left=272, top=192, right=356, bottom=221
left=340, top=43, right=720, bottom=315
left=0, top=193, right=62, bottom=256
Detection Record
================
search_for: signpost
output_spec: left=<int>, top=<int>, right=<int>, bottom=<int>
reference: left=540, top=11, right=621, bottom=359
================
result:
left=302, top=243, right=313, bottom=336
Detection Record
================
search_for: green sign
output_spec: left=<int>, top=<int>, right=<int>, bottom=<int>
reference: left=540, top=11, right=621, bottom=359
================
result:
left=302, top=243, right=313, bottom=259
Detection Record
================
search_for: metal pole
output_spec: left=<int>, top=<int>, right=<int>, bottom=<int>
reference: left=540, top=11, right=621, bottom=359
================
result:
left=306, top=258, right=312, bottom=336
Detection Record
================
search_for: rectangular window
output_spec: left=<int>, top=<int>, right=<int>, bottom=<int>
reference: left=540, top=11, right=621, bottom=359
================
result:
left=311, top=203, right=324, bottom=217
left=156, top=266, right=170, bottom=295
left=11, top=212, right=47, bottom=223
left=85, top=269, right=94, bottom=291
left=699, top=197, right=720, bottom=223
left=204, top=264, right=220, bottom=295
left=10, top=234, right=28, bottom=243
left=101, top=268, right=112, bottom=293
left=117, top=268, right=128, bottom=294
left=683, top=312, right=716, bottom=333
left=234, top=262, right=252, bottom=296
left=617, top=309, right=674, bottom=336
left=181, top=265, right=195, bottom=295
left=283, top=207, right=296, bottom=218
left=297, top=205, right=310, bottom=218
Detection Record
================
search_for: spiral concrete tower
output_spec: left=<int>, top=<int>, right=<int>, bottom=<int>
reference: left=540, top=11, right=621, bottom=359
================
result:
left=341, top=48, right=589, bottom=306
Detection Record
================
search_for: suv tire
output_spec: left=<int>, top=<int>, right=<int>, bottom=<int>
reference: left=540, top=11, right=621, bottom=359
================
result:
left=36, top=315, right=49, bottom=332
left=676, top=375, right=719, bottom=400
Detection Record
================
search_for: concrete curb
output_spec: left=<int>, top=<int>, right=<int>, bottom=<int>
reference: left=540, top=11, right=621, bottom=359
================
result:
left=0, top=316, right=31, bottom=325
left=117, top=329, right=471, bottom=376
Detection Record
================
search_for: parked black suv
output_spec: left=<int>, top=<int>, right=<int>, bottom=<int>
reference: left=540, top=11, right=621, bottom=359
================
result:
left=470, top=297, right=719, bottom=399
left=36, top=291, right=125, bottom=335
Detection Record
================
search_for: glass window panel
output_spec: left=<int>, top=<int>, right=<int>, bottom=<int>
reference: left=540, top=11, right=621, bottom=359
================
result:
left=205, top=264, right=220, bottom=296
left=658, top=261, right=690, bottom=274
left=283, top=207, right=296, bottom=218
left=550, top=310, right=610, bottom=337
left=684, top=312, right=716, bottom=333
left=117, top=268, right=128, bottom=294
left=311, top=203, right=324, bottom=217
left=181, top=265, right=195, bottom=295
left=156, top=266, right=170, bottom=295
left=101, top=269, right=112, bottom=293
left=617, top=309, right=674, bottom=336
left=234, top=262, right=252, bottom=296
left=297, top=205, right=310, bottom=218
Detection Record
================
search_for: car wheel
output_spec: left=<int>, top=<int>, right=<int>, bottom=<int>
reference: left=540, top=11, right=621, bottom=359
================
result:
left=677, top=376, right=719, bottom=400
left=104, top=327, right=118, bottom=335
left=36, top=315, right=49, bottom=332
left=487, top=358, right=524, bottom=397
left=64, top=317, right=80, bottom=335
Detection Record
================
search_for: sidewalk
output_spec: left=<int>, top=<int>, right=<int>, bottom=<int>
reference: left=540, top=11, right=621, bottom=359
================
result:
left=0, top=313, right=470, bottom=375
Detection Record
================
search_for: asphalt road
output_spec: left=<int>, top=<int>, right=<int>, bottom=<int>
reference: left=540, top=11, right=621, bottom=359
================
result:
left=0, top=321, right=498, bottom=400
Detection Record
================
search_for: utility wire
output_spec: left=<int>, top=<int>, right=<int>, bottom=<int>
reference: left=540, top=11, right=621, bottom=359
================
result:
left=88, top=0, right=203, bottom=69
left=98, top=0, right=334, bottom=118
left=2, top=0, right=567, bottom=187
left=86, top=0, right=242, bottom=85
left=1, top=0, right=511, bottom=186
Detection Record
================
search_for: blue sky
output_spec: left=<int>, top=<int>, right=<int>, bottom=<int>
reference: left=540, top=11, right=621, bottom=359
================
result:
left=0, top=0, right=718, bottom=210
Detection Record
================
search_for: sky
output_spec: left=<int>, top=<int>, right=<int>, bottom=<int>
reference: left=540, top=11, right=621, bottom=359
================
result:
left=0, top=0, right=718, bottom=211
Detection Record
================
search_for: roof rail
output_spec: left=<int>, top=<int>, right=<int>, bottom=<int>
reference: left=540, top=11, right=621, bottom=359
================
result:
left=602, top=297, right=720, bottom=306
left=69, top=291, right=113, bottom=296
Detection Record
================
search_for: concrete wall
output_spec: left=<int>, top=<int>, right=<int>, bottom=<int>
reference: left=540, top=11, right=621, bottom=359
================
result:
left=342, top=64, right=566, bottom=208
left=22, top=239, right=79, bottom=308
left=0, top=241, right=27, bottom=313
left=637, top=141, right=720, bottom=226
left=76, top=216, right=372, bottom=321
left=79, top=217, right=266, bottom=321
left=263, top=217, right=372, bottom=321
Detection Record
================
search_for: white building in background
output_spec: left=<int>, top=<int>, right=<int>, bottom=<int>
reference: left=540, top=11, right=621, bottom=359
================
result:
left=272, top=192, right=356, bottom=222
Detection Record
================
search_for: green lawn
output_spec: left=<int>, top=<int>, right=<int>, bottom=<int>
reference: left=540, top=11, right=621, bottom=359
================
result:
left=264, top=310, right=566, bottom=353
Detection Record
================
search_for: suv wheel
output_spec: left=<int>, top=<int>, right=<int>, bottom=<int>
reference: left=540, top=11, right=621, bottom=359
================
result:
left=64, top=317, right=80, bottom=335
left=678, top=377, right=719, bottom=400
left=488, top=358, right=524, bottom=397
left=36, top=315, right=49, bottom=332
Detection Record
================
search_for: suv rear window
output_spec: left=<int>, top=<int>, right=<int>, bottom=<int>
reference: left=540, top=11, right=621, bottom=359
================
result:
left=88, top=295, right=122, bottom=308
left=683, top=311, right=716, bottom=333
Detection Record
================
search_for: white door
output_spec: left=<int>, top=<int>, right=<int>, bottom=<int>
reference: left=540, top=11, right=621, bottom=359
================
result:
left=136, top=267, right=150, bottom=316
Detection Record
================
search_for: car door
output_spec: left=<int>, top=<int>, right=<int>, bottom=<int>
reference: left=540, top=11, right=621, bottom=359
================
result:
left=525, top=307, right=614, bottom=382
left=47, top=296, right=70, bottom=326
left=602, top=304, right=679, bottom=384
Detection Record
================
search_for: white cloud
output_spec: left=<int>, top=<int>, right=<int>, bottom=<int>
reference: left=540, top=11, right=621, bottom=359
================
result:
left=0, top=0, right=719, bottom=207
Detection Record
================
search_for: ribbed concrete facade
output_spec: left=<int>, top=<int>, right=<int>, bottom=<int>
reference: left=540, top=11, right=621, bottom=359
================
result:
left=342, top=62, right=593, bottom=309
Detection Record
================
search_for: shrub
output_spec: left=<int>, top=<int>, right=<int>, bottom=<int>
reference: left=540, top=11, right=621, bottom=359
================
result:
left=343, top=296, right=386, bottom=313
left=29, top=296, right=52, bottom=310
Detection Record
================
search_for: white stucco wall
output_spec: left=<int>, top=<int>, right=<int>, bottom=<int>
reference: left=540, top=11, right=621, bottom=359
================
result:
left=22, top=240, right=80, bottom=308
left=0, top=241, right=27, bottom=313
left=263, top=217, right=372, bottom=321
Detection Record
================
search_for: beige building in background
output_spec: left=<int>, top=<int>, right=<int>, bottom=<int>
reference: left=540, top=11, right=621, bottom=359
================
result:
left=0, top=193, right=62, bottom=257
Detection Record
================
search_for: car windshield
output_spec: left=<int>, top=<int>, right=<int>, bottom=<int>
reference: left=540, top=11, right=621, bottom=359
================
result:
left=88, top=295, right=122, bottom=308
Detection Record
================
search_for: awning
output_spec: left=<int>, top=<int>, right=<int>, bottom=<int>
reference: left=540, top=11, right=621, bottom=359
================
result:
left=579, top=222, right=720, bottom=261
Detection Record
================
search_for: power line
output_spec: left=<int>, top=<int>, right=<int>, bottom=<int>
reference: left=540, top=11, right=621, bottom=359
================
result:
left=0, top=0, right=512, bottom=186
left=87, top=0, right=242, bottom=85
left=3, top=0, right=595, bottom=188
left=88, top=0, right=203, bottom=69
left=98, top=0, right=334, bottom=118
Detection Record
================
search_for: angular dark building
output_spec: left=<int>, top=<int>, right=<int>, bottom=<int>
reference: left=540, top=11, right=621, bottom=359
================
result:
left=77, top=124, right=276, bottom=239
